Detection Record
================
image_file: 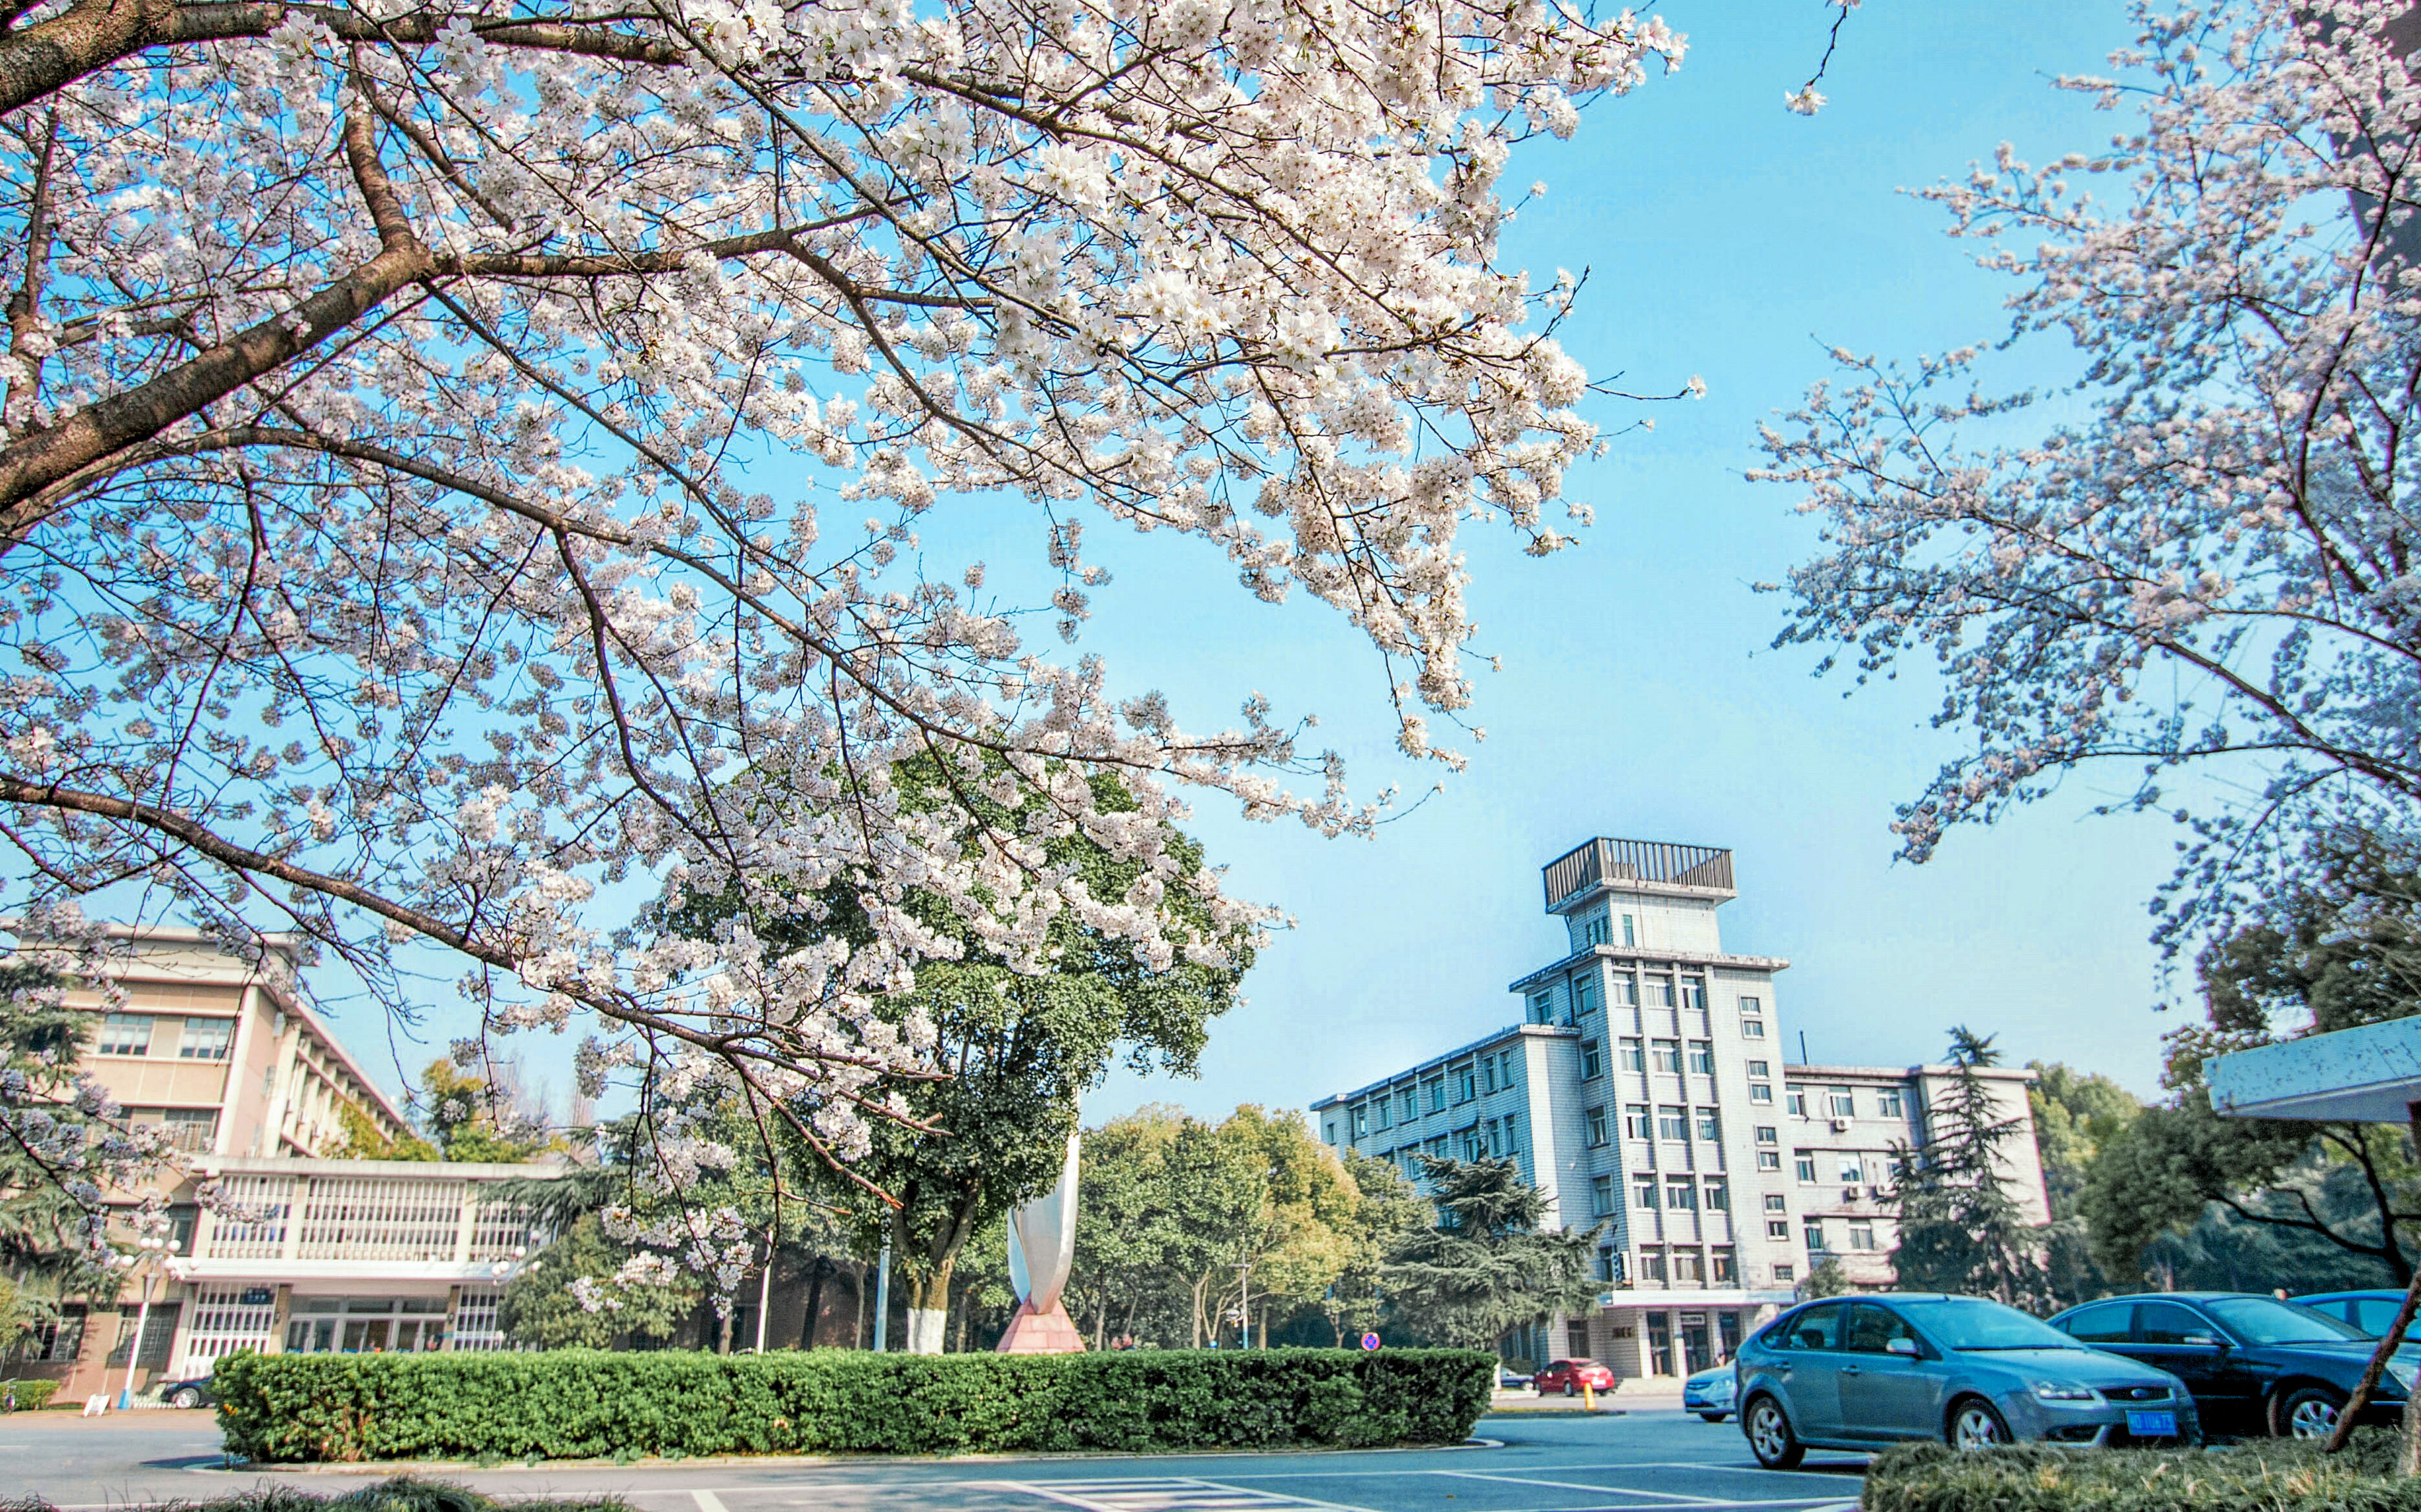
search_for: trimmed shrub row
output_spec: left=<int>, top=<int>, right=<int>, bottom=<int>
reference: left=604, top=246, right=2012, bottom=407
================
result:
left=1867, top=1432, right=2421, bottom=1512
left=213, top=1347, right=1495, bottom=1463
left=1, top=1378, right=60, bottom=1411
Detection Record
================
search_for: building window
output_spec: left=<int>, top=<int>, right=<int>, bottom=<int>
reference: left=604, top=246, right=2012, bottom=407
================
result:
left=1635, top=1177, right=1660, bottom=1210
left=1840, top=1155, right=1865, bottom=1184
left=1352, top=1106, right=1368, bottom=1137
left=1750, top=1083, right=1774, bottom=1104
left=1486, top=1119, right=1505, bottom=1157
left=1766, top=1218, right=1790, bottom=1240
left=1666, top=1179, right=1697, bottom=1211
left=20, top=1305, right=84, bottom=1362
left=1746, top=1059, right=1769, bottom=1079
left=1374, top=1098, right=1391, bottom=1130
left=1649, top=977, right=1676, bottom=1008
left=1529, top=989, right=1554, bottom=1023
left=1671, top=1248, right=1705, bottom=1283
left=1680, top=977, right=1707, bottom=1010
left=1597, top=1246, right=1622, bottom=1283
left=1591, top=1175, right=1616, bottom=1215
left=1754, top=1125, right=1778, bottom=1145
left=96, top=1012, right=152, bottom=1056
left=1503, top=1112, right=1522, bottom=1155
left=1624, top=1104, right=1652, bottom=1140
left=1455, top=1065, right=1476, bottom=1102
left=1741, top=1016, right=1766, bottom=1039
left=1878, top=1089, right=1905, bottom=1117
left=1773, top=1263, right=1796, bottom=1283
left=1609, top=973, right=1638, bottom=1006
left=1710, top=1247, right=1737, bottom=1284
left=1399, top=1088, right=1418, bottom=1122
left=1573, top=974, right=1598, bottom=1017
left=163, top=1108, right=216, bottom=1152
left=1324, top=1122, right=1336, bottom=1144
left=1581, top=1040, right=1604, bottom=1079
left=1426, top=1078, right=1446, bottom=1113
left=1828, top=1089, right=1857, bottom=1118
left=1585, top=1107, right=1609, bottom=1148
left=1687, top=1040, right=1714, bottom=1075
left=1427, top=1135, right=1447, bottom=1158
left=178, top=1017, right=234, bottom=1060
left=1657, top=1106, right=1688, bottom=1141
left=1848, top=1221, right=1878, bottom=1252
left=1695, top=1108, right=1721, bottom=1142
left=1805, top=1221, right=1829, bottom=1252
left=1622, top=914, right=1637, bottom=947
left=1739, top=995, right=1762, bottom=1015
left=1652, top=1039, right=1682, bottom=1073
left=1583, top=914, right=1611, bottom=947
left=1619, top=1037, right=1645, bottom=1071
left=1703, top=1178, right=1730, bottom=1211
left=1795, top=1152, right=1818, bottom=1183
left=1639, top=1246, right=1666, bottom=1282
left=1481, top=1060, right=1499, bottom=1096
left=1786, top=1086, right=1807, bottom=1116
left=1764, top=1194, right=1787, bottom=1212
left=1757, top=1150, right=1782, bottom=1171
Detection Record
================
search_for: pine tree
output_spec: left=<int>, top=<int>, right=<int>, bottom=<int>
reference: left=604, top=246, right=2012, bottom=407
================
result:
left=1887, top=1027, right=2051, bottom=1308
left=1380, top=1157, right=1603, bottom=1351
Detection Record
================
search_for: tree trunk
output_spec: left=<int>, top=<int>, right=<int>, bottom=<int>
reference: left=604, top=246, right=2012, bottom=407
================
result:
left=717, top=1304, right=734, bottom=1355
left=1190, top=1275, right=1207, bottom=1349
left=905, top=1259, right=953, bottom=1355
left=799, top=1259, right=828, bottom=1350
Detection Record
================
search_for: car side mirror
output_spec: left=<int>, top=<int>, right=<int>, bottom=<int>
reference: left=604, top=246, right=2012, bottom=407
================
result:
left=1885, top=1337, right=1920, bottom=1357
left=2182, top=1332, right=2222, bottom=1348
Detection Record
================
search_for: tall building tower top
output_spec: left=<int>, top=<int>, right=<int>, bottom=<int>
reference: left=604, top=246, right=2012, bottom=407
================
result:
left=1541, top=837, right=1736, bottom=915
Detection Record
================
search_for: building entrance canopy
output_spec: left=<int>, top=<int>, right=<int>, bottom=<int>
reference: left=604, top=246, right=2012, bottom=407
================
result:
left=2207, top=1017, right=2421, bottom=1124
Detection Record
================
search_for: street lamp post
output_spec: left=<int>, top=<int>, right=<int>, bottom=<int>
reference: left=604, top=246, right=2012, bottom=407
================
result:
left=114, top=1226, right=180, bottom=1409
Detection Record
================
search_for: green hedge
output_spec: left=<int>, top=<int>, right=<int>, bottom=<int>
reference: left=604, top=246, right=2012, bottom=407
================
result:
left=1867, top=1432, right=2421, bottom=1512
left=214, top=1348, right=1495, bottom=1463
left=1, top=1378, right=59, bottom=1411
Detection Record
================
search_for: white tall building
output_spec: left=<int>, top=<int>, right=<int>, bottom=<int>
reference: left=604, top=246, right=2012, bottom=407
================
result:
left=1311, top=837, right=2050, bottom=1382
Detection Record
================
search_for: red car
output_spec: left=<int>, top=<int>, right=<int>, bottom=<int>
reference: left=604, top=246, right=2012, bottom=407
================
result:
left=1534, top=1357, right=1616, bottom=1396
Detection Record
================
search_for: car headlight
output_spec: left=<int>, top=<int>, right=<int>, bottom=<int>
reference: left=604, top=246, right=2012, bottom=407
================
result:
left=2032, top=1381, right=2097, bottom=1402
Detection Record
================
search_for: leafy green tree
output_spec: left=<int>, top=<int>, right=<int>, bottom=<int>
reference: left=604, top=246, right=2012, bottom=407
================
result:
left=1324, top=1154, right=1430, bottom=1347
left=0, top=956, right=147, bottom=1296
left=1801, top=1257, right=1855, bottom=1299
left=330, top=1102, right=439, bottom=1161
left=420, top=1059, right=552, bottom=1163
left=1212, top=1106, right=1359, bottom=1348
left=1065, top=1106, right=1191, bottom=1347
left=2028, top=1060, right=2143, bottom=1305
left=498, top=1213, right=700, bottom=1349
left=2083, top=849, right=2421, bottom=1286
left=1380, top=1156, right=1601, bottom=1351
left=666, top=758, right=1253, bottom=1353
left=1887, top=1027, right=2050, bottom=1307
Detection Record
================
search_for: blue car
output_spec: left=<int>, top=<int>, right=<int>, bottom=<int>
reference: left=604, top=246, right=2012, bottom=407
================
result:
left=1684, top=1363, right=1737, bottom=1421
left=1737, top=1292, right=2198, bottom=1468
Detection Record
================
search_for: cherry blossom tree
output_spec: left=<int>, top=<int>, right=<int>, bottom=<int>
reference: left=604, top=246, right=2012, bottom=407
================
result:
left=0, top=0, right=1687, bottom=1225
left=1757, top=0, right=2421, bottom=946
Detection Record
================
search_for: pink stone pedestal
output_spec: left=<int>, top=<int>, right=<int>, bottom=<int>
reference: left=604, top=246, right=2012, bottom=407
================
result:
left=995, top=1300, right=1087, bottom=1353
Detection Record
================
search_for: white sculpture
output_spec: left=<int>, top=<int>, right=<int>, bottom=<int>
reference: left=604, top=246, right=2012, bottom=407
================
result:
left=997, top=1129, right=1085, bottom=1352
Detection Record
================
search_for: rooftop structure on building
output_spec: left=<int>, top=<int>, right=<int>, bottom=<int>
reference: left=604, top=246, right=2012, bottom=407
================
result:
left=1312, top=837, right=2049, bottom=1382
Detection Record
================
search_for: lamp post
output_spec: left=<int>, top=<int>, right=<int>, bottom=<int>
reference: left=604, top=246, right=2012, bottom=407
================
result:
left=114, top=1225, right=179, bottom=1409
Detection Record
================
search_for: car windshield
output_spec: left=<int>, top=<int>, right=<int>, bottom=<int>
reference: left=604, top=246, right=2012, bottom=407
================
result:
left=1897, top=1298, right=2081, bottom=1352
left=2205, top=1297, right=2368, bottom=1345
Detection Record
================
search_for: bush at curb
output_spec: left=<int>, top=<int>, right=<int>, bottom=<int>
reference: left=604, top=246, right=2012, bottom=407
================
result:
left=213, top=1347, right=1495, bottom=1463
left=1866, top=1432, right=2421, bottom=1512
left=1, top=1378, right=60, bottom=1411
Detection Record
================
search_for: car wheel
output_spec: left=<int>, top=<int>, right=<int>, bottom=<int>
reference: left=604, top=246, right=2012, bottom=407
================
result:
left=169, top=1386, right=203, bottom=1409
left=2273, top=1385, right=2347, bottom=1440
left=1745, top=1395, right=1805, bottom=1469
left=1563, top=1379, right=1577, bottom=1397
left=1948, top=1397, right=2012, bottom=1451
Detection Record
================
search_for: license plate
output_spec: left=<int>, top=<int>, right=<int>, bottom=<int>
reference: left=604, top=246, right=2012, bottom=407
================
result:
left=2126, top=1409, right=2178, bottom=1438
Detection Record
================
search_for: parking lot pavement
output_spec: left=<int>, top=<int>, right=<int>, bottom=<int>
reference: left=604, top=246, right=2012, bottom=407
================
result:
left=0, top=1407, right=1870, bottom=1512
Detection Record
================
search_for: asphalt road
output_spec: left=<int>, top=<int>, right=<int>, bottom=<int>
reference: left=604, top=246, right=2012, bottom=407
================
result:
left=0, top=1407, right=1871, bottom=1512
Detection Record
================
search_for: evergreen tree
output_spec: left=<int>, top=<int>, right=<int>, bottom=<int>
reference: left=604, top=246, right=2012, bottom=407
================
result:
left=1887, top=1027, right=2050, bottom=1307
left=1380, top=1157, right=1603, bottom=1351
left=497, top=1214, right=701, bottom=1349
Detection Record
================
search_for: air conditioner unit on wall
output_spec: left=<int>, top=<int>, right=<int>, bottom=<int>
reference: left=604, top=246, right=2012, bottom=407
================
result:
left=1830, top=1118, right=1851, bottom=1132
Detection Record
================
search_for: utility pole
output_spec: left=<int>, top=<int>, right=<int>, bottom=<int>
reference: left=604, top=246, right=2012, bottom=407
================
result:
left=872, top=1240, right=891, bottom=1352
left=1237, top=1257, right=1251, bottom=1349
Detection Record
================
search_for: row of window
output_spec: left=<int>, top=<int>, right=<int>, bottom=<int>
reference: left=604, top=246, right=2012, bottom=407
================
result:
left=1341, top=1049, right=1522, bottom=1140
left=1783, top=1086, right=1906, bottom=1119
left=1588, top=1172, right=1734, bottom=1215
left=1791, top=1149, right=1891, bottom=1186
left=1805, top=1217, right=1881, bottom=1252
left=1368, top=1112, right=1524, bottom=1173
left=96, top=1010, right=235, bottom=1060
left=128, top=1106, right=219, bottom=1152
left=1529, top=978, right=1761, bottom=1027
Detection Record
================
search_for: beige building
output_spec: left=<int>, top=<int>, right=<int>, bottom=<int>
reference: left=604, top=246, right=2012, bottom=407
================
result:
left=3, top=927, right=557, bottom=1403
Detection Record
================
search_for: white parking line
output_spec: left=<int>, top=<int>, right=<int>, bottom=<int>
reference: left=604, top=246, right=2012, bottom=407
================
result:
left=691, top=1491, right=730, bottom=1512
left=982, top=1477, right=1382, bottom=1512
left=1430, top=1469, right=1727, bottom=1503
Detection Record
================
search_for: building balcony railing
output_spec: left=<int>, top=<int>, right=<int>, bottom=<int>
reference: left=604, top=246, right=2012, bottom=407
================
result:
left=191, top=1157, right=555, bottom=1269
left=1543, top=839, right=1735, bottom=908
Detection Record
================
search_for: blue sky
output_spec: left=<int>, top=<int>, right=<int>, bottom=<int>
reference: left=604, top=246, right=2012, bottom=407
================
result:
left=280, top=2, right=2205, bottom=1123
